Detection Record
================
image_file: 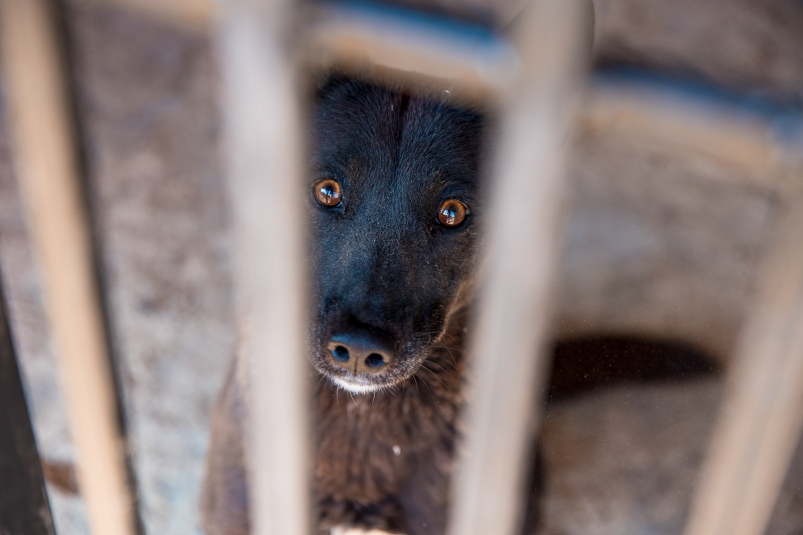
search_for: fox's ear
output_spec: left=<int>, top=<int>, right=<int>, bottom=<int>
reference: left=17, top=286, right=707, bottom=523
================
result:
left=313, top=71, right=352, bottom=104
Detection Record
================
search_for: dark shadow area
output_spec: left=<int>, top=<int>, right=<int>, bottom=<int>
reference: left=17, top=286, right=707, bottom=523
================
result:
left=546, top=335, right=722, bottom=402
left=0, top=276, right=55, bottom=535
left=530, top=335, right=726, bottom=535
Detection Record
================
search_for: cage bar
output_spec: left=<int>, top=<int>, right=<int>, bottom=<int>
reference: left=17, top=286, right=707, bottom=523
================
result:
left=0, top=1, right=137, bottom=534
left=7, top=1, right=797, bottom=534
left=305, top=1, right=519, bottom=101
left=218, top=1, right=311, bottom=535
left=683, top=194, right=803, bottom=535
left=446, top=2, right=590, bottom=535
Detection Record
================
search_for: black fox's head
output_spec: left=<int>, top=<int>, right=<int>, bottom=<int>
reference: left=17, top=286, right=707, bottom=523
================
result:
left=307, top=76, right=485, bottom=393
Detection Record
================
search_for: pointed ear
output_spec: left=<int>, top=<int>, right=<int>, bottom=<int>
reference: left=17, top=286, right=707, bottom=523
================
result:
left=314, top=71, right=351, bottom=104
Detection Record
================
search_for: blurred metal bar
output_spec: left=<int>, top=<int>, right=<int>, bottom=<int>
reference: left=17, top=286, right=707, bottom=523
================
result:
left=580, top=84, right=801, bottom=186
left=306, top=1, right=519, bottom=101
left=0, top=1, right=137, bottom=535
left=218, top=1, right=311, bottom=534
left=683, top=195, right=803, bottom=535
left=0, top=275, right=55, bottom=535
left=448, top=1, right=590, bottom=535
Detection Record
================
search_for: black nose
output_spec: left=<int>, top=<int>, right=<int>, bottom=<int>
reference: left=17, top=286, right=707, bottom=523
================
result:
left=327, top=332, right=395, bottom=375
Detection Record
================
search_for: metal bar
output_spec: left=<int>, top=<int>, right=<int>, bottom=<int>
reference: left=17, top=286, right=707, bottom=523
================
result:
left=0, top=1, right=137, bottom=535
left=447, top=1, right=590, bottom=535
left=305, top=1, right=519, bottom=101
left=579, top=84, right=802, bottom=187
left=682, top=194, right=803, bottom=535
left=0, top=275, right=55, bottom=535
left=218, top=1, right=311, bottom=534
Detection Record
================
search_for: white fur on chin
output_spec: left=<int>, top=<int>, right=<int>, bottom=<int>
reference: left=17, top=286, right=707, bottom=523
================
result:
left=331, top=377, right=384, bottom=394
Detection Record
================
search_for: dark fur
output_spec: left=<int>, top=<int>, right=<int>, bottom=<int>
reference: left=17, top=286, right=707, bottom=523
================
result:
left=307, top=77, right=484, bottom=393
left=203, top=79, right=485, bottom=535
left=200, top=4, right=609, bottom=531
left=200, top=76, right=720, bottom=535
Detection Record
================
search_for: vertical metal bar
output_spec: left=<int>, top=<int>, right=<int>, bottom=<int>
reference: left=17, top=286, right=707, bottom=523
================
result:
left=0, top=1, right=137, bottom=535
left=683, top=194, right=803, bottom=535
left=218, top=1, right=311, bottom=534
left=448, top=1, right=590, bottom=535
left=0, top=275, right=55, bottom=535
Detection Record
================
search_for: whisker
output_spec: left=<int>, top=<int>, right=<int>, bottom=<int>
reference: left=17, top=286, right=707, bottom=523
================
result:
left=419, top=367, right=451, bottom=391
left=430, top=346, right=460, bottom=368
left=411, top=373, right=421, bottom=394
left=414, top=372, right=436, bottom=397
left=422, top=362, right=456, bottom=381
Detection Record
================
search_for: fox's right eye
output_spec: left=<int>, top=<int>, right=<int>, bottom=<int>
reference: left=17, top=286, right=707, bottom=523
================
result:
left=437, top=199, right=469, bottom=228
left=313, top=179, right=342, bottom=207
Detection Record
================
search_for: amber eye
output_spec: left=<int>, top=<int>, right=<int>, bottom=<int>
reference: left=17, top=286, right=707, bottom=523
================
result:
left=437, top=199, right=469, bottom=227
left=313, top=178, right=342, bottom=207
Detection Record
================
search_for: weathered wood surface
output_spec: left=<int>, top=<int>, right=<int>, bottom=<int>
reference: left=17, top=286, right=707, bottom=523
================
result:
left=0, top=0, right=137, bottom=534
left=0, top=279, right=55, bottom=535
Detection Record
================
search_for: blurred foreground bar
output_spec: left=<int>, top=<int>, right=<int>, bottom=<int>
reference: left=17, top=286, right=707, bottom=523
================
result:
left=305, top=0, right=519, bottom=101
left=0, top=1, right=137, bottom=535
left=579, top=82, right=802, bottom=186
left=447, top=2, right=590, bottom=535
left=0, top=277, right=55, bottom=535
left=683, top=195, right=803, bottom=535
left=218, top=0, right=311, bottom=534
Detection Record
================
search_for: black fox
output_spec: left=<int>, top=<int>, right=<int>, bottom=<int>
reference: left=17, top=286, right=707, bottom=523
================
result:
left=200, top=34, right=716, bottom=535
left=202, top=76, right=488, bottom=535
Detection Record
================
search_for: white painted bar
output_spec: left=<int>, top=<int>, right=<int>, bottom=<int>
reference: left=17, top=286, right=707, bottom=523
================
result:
left=0, top=1, right=137, bottom=534
left=305, top=1, right=519, bottom=101
left=448, top=2, right=591, bottom=535
left=218, top=1, right=311, bottom=534
left=683, top=195, right=803, bottom=535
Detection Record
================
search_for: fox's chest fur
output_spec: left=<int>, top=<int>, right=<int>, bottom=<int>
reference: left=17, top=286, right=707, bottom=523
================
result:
left=314, top=314, right=466, bottom=534
left=202, top=313, right=467, bottom=535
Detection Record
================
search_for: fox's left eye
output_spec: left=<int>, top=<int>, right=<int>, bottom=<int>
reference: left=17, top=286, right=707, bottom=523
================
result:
left=313, top=179, right=342, bottom=207
left=437, top=199, right=469, bottom=228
